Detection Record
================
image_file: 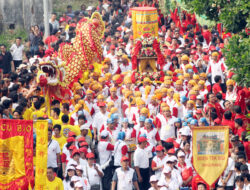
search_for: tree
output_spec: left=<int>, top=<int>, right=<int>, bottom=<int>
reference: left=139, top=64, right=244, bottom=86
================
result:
left=182, top=0, right=249, bottom=33
left=223, top=33, right=250, bottom=87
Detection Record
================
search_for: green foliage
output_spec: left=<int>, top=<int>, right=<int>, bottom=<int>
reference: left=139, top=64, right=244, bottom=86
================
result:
left=223, top=34, right=250, bottom=87
left=0, top=29, right=28, bottom=50
left=182, top=0, right=249, bottom=33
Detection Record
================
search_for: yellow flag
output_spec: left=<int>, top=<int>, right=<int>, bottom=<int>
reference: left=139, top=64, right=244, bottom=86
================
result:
left=192, top=126, right=229, bottom=186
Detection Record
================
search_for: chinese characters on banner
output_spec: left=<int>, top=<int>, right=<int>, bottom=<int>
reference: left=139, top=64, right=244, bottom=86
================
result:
left=35, top=120, right=48, bottom=190
left=192, top=126, right=229, bottom=186
left=0, top=119, right=34, bottom=190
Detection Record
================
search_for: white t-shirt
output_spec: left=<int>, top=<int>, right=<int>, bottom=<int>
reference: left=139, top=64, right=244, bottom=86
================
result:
left=218, top=157, right=235, bottom=186
left=10, top=44, right=24, bottom=60
left=47, top=139, right=61, bottom=168
left=83, top=164, right=103, bottom=186
left=134, top=147, right=149, bottom=169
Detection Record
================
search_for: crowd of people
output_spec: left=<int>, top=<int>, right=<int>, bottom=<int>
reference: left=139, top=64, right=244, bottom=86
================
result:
left=0, top=0, right=249, bottom=189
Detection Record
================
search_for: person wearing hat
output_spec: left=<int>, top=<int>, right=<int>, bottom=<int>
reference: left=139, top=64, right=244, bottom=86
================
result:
left=113, top=131, right=128, bottom=169
left=63, top=166, right=76, bottom=189
left=157, top=165, right=180, bottom=189
left=151, top=145, right=168, bottom=179
left=66, top=149, right=87, bottom=175
left=121, top=118, right=136, bottom=143
left=84, top=153, right=104, bottom=189
left=111, top=156, right=140, bottom=190
left=75, top=165, right=91, bottom=190
left=225, top=79, right=237, bottom=102
left=106, top=87, right=122, bottom=115
left=156, top=106, right=176, bottom=141
left=207, top=51, right=226, bottom=84
left=149, top=175, right=159, bottom=190
left=97, top=130, right=114, bottom=190
left=93, top=101, right=108, bottom=141
left=77, top=124, right=93, bottom=149
left=139, top=118, right=161, bottom=147
left=46, top=167, right=64, bottom=190
left=134, top=136, right=150, bottom=189
left=47, top=128, right=61, bottom=175
left=177, top=151, right=193, bottom=187
left=134, top=116, right=146, bottom=140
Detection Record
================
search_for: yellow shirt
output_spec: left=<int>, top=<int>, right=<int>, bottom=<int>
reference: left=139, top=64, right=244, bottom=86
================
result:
left=50, top=117, right=63, bottom=126
left=46, top=177, right=64, bottom=190
left=61, top=124, right=80, bottom=138
left=23, top=108, right=32, bottom=120
left=52, top=135, right=67, bottom=152
left=30, top=110, right=45, bottom=120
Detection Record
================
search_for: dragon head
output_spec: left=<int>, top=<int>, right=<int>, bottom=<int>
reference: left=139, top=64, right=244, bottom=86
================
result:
left=37, top=57, right=67, bottom=87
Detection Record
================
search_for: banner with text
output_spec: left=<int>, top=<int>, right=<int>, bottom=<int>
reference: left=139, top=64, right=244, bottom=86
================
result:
left=35, top=120, right=48, bottom=190
left=192, top=126, right=229, bottom=186
left=0, top=119, right=34, bottom=190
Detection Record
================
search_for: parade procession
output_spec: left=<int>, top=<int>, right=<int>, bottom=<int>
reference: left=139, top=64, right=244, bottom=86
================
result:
left=0, top=0, right=249, bottom=189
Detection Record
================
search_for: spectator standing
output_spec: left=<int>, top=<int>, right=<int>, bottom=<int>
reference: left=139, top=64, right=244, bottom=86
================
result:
left=111, top=156, right=140, bottom=190
left=49, top=13, right=60, bottom=34
left=0, top=44, right=14, bottom=76
left=10, top=37, right=25, bottom=69
left=47, top=128, right=61, bottom=174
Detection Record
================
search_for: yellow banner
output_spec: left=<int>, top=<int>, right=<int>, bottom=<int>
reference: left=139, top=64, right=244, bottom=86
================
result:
left=131, top=7, right=158, bottom=40
left=35, top=120, right=48, bottom=190
left=192, top=126, right=229, bottom=186
left=0, top=136, right=25, bottom=184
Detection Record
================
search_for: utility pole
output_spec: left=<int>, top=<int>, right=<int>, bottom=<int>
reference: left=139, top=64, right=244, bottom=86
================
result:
left=43, top=0, right=49, bottom=38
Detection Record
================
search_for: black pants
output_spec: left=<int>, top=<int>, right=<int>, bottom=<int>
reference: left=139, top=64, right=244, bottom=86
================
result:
left=139, top=168, right=150, bottom=190
left=13, top=60, right=22, bottom=69
left=102, top=165, right=114, bottom=190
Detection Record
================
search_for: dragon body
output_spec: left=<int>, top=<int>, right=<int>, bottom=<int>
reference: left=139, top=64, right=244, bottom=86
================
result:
left=37, top=12, right=105, bottom=100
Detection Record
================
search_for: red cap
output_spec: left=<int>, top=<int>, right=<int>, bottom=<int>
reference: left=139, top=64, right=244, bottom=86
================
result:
left=138, top=136, right=147, bottom=143
left=79, top=147, right=88, bottom=155
left=121, top=156, right=129, bottom=162
left=69, top=23, right=76, bottom=27
left=67, top=137, right=76, bottom=143
left=165, top=138, right=174, bottom=143
left=209, top=46, right=216, bottom=51
left=72, top=149, right=80, bottom=156
left=191, top=45, right=196, bottom=49
left=203, top=55, right=209, bottom=61
left=194, top=55, right=199, bottom=60
left=117, top=27, right=122, bottom=31
left=106, top=37, right=111, bottom=42
left=191, top=50, right=197, bottom=55
left=190, top=95, right=197, bottom=101
left=69, top=145, right=77, bottom=150
left=68, top=131, right=76, bottom=137
left=166, top=37, right=172, bottom=43
left=219, top=43, right=224, bottom=49
left=59, top=17, right=66, bottom=23
left=80, top=142, right=88, bottom=147
left=77, top=137, right=86, bottom=142
left=196, top=109, right=202, bottom=114
left=156, top=145, right=164, bottom=152
left=88, top=65, right=94, bottom=70
left=86, top=152, right=95, bottom=159
left=214, top=118, right=221, bottom=125
left=168, top=148, right=175, bottom=154
left=118, top=39, right=123, bottom=43
left=97, top=102, right=106, bottom=107
left=110, top=45, right=116, bottom=50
